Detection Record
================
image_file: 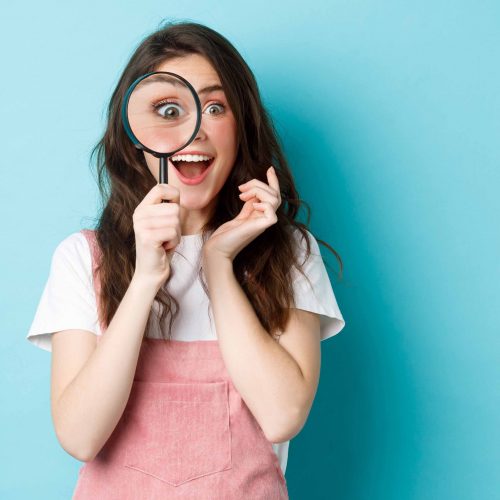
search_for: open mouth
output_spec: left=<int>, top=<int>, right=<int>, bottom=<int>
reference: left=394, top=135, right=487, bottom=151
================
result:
left=170, top=154, right=214, bottom=179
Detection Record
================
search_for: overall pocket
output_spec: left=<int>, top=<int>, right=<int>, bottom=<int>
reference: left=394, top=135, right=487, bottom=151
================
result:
left=122, top=380, right=232, bottom=486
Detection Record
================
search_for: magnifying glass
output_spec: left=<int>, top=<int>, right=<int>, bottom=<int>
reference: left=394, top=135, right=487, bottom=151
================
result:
left=121, top=71, right=202, bottom=202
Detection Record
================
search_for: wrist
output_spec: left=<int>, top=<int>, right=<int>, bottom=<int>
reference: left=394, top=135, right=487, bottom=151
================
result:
left=202, top=252, right=233, bottom=279
left=130, top=273, right=164, bottom=297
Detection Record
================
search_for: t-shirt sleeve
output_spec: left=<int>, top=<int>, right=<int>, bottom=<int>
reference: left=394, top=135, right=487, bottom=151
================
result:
left=291, top=229, right=346, bottom=341
left=26, top=231, right=101, bottom=352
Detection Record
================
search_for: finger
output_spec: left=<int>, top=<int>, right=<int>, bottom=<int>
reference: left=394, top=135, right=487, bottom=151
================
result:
left=137, top=183, right=180, bottom=208
left=252, top=201, right=278, bottom=223
left=266, top=166, right=281, bottom=194
left=142, top=226, right=180, bottom=247
left=140, top=215, right=179, bottom=230
left=137, top=201, right=180, bottom=216
left=134, top=202, right=180, bottom=222
left=239, top=186, right=280, bottom=209
left=239, top=167, right=281, bottom=204
left=235, top=196, right=259, bottom=220
left=238, top=179, right=274, bottom=197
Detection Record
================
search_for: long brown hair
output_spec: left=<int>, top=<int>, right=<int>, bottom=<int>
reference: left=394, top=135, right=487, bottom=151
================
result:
left=89, top=19, right=343, bottom=341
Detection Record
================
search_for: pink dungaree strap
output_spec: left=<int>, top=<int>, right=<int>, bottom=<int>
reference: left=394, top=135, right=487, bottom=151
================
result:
left=71, top=229, right=289, bottom=499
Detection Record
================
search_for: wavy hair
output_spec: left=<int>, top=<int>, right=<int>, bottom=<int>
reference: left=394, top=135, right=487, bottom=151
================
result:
left=89, top=19, right=343, bottom=341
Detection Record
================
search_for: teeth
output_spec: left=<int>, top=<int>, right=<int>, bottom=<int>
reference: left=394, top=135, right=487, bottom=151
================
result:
left=171, top=154, right=213, bottom=162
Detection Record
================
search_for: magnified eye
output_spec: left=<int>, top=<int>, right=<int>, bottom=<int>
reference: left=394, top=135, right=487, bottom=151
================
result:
left=152, top=100, right=185, bottom=120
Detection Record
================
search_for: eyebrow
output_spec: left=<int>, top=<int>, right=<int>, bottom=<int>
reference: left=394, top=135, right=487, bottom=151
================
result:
left=135, top=76, right=224, bottom=97
left=197, top=84, right=224, bottom=96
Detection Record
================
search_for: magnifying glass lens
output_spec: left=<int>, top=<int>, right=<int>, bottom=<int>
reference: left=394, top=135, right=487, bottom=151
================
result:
left=127, top=73, right=199, bottom=154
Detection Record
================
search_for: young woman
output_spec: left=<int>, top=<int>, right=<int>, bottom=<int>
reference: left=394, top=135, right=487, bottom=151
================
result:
left=27, top=20, right=346, bottom=499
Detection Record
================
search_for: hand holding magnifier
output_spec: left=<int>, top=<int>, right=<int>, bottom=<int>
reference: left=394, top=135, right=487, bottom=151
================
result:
left=121, top=72, right=202, bottom=202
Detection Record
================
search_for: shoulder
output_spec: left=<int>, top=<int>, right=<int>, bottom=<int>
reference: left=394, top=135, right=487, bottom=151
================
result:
left=289, top=227, right=322, bottom=268
left=50, top=231, right=93, bottom=274
left=287, top=227, right=346, bottom=340
left=291, top=227, right=320, bottom=252
left=53, top=230, right=90, bottom=257
left=54, top=230, right=89, bottom=251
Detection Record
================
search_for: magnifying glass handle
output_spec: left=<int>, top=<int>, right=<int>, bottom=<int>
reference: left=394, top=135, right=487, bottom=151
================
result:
left=159, top=156, right=169, bottom=204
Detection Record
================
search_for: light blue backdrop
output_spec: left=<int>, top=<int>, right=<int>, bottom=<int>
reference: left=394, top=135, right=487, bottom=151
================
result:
left=2, top=1, right=498, bottom=499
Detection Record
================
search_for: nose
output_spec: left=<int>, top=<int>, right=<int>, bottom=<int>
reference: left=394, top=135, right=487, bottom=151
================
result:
left=193, top=116, right=207, bottom=142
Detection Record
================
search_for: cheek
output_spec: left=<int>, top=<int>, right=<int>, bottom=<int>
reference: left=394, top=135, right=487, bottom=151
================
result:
left=211, top=120, right=238, bottom=157
left=143, top=152, right=159, bottom=179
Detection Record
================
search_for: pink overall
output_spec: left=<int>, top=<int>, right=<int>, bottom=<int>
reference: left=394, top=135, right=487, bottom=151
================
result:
left=72, top=229, right=289, bottom=499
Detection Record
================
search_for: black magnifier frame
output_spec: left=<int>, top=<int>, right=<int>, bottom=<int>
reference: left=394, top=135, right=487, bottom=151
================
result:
left=121, top=71, right=202, bottom=191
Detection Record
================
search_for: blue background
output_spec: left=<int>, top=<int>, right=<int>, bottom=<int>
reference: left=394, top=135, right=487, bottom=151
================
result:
left=2, top=1, right=499, bottom=499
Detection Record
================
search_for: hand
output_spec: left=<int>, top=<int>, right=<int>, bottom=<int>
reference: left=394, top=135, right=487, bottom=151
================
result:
left=203, top=166, right=281, bottom=263
left=132, top=183, right=181, bottom=288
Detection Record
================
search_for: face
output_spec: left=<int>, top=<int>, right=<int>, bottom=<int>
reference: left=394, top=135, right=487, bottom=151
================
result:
left=143, top=53, right=238, bottom=234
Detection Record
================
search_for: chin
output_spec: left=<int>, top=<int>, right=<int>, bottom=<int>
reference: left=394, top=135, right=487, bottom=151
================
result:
left=179, top=194, right=214, bottom=211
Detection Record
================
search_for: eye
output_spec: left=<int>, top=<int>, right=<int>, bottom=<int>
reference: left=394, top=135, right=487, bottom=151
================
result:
left=204, top=103, right=225, bottom=116
left=152, top=100, right=185, bottom=120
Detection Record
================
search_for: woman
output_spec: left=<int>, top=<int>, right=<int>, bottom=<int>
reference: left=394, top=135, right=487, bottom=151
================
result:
left=27, top=20, right=346, bottom=499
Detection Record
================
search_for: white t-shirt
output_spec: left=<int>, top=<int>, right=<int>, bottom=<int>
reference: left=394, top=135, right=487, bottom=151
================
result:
left=27, top=228, right=346, bottom=475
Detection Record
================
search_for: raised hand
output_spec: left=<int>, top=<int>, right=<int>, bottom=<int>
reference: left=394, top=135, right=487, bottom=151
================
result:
left=203, top=166, right=281, bottom=263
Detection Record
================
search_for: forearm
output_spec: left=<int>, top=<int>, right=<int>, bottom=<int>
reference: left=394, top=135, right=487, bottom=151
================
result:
left=54, top=275, right=160, bottom=461
left=204, top=256, right=306, bottom=443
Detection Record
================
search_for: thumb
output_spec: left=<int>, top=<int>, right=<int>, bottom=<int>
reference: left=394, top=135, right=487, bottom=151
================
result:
left=162, top=242, right=176, bottom=258
left=236, top=196, right=258, bottom=220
